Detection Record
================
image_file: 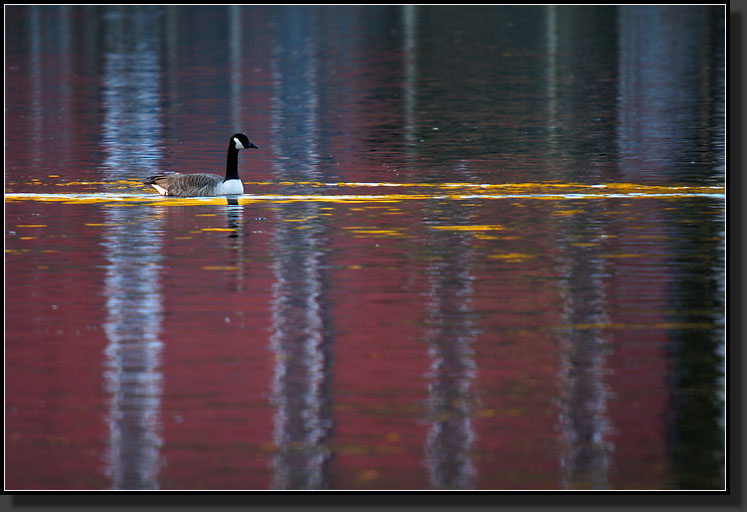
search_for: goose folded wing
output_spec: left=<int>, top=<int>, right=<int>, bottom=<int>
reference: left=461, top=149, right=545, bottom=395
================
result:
left=144, top=173, right=223, bottom=196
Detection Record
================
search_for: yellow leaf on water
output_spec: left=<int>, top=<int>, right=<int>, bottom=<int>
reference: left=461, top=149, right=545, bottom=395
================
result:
left=553, top=209, right=585, bottom=216
left=358, top=470, right=380, bottom=481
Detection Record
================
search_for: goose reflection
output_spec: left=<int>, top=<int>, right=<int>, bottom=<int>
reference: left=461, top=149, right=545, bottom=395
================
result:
left=224, top=199, right=249, bottom=292
left=226, top=197, right=241, bottom=239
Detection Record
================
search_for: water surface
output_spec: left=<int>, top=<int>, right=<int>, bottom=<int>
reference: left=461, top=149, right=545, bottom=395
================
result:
left=5, top=5, right=725, bottom=491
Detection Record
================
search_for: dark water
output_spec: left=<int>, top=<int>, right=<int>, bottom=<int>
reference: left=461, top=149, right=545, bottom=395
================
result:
left=5, top=5, right=725, bottom=490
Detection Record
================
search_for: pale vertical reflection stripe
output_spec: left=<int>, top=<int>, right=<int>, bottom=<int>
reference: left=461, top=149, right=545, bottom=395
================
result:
left=556, top=220, right=612, bottom=489
left=422, top=159, right=480, bottom=487
left=29, top=6, right=42, bottom=171
left=268, top=228, right=328, bottom=489
left=268, top=14, right=330, bottom=489
left=423, top=230, right=478, bottom=489
left=547, top=5, right=611, bottom=487
left=305, top=34, right=321, bottom=174
left=546, top=5, right=559, bottom=161
left=100, top=9, right=164, bottom=490
left=229, top=5, right=242, bottom=132
left=403, top=5, right=417, bottom=152
left=102, top=215, right=164, bottom=490
left=58, top=6, right=72, bottom=161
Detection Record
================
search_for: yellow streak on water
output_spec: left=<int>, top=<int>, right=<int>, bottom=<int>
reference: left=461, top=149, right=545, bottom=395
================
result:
left=488, top=253, right=535, bottom=262
left=345, top=228, right=406, bottom=237
left=431, top=224, right=504, bottom=231
left=54, top=181, right=110, bottom=186
left=4, top=181, right=725, bottom=206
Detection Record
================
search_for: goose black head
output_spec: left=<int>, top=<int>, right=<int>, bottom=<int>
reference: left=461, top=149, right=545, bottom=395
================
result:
left=231, top=133, right=259, bottom=151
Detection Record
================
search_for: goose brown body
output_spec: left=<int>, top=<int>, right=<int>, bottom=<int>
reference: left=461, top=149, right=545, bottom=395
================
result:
left=143, top=173, right=230, bottom=197
left=143, top=133, right=258, bottom=197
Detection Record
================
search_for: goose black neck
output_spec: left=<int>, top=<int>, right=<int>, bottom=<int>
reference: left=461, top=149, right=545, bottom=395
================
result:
left=225, top=144, right=240, bottom=181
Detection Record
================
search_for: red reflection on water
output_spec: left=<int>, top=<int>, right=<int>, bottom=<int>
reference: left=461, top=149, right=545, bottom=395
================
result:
left=6, top=204, right=112, bottom=490
left=4, top=194, right=719, bottom=490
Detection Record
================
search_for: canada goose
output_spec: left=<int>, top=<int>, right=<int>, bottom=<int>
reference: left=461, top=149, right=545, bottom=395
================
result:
left=143, top=133, right=259, bottom=197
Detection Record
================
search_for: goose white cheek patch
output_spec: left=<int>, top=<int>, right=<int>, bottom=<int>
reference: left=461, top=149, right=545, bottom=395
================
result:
left=234, top=137, right=245, bottom=150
